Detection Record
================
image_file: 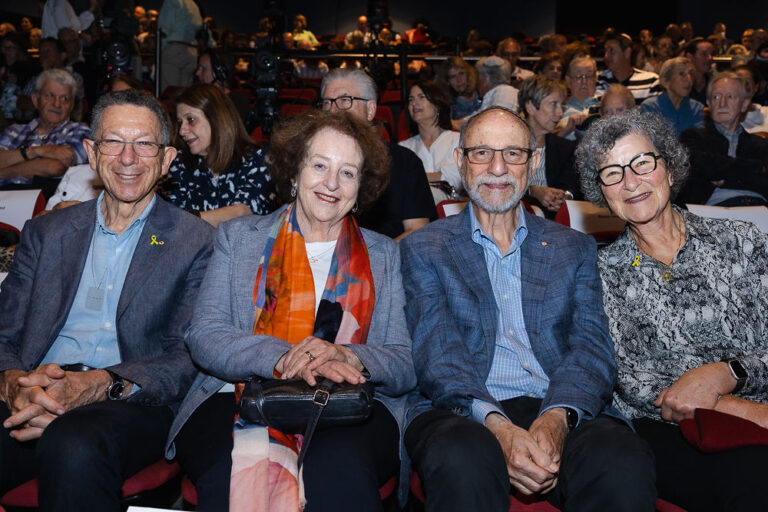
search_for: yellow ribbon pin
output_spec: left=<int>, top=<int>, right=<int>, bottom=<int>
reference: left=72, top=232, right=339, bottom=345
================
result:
left=631, top=255, right=640, bottom=267
left=150, top=235, right=164, bottom=245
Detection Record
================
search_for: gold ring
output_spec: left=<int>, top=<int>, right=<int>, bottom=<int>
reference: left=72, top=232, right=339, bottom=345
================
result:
left=306, top=350, right=315, bottom=362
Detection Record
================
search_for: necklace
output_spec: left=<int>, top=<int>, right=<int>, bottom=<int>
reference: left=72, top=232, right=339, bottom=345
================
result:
left=306, top=241, right=336, bottom=264
left=630, top=211, right=686, bottom=283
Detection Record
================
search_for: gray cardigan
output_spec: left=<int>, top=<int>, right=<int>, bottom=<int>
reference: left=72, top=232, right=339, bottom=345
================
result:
left=166, top=207, right=416, bottom=457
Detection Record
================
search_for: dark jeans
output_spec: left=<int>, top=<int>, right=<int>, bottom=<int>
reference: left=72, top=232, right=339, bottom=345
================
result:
left=406, top=397, right=657, bottom=512
left=634, top=417, right=768, bottom=511
left=0, top=400, right=173, bottom=512
left=174, top=393, right=399, bottom=512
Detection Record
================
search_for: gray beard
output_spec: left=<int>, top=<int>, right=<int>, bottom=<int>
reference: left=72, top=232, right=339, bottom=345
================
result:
left=464, top=174, right=527, bottom=214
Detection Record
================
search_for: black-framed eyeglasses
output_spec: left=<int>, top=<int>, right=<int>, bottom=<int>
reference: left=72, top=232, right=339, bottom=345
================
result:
left=318, top=95, right=371, bottom=111
left=597, top=152, right=660, bottom=186
left=462, top=146, right=533, bottom=165
left=92, top=139, right=166, bottom=157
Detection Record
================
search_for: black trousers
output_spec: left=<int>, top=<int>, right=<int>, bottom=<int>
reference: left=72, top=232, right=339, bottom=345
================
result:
left=0, top=400, right=173, bottom=512
left=406, top=397, right=657, bottom=512
left=634, top=417, right=768, bottom=511
left=174, top=392, right=400, bottom=512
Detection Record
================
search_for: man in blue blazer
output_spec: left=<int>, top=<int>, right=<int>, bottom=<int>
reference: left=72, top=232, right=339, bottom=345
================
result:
left=0, top=90, right=213, bottom=510
left=400, top=107, right=655, bottom=511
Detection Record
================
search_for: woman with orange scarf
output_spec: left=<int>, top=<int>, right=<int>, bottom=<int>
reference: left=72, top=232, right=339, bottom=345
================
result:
left=166, top=110, right=416, bottom=511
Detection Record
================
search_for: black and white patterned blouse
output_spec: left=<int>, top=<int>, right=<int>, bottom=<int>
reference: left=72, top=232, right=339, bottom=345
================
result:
left=598, top=207, right=768, bottom=420
left=159, top=149, right=278, bottom=215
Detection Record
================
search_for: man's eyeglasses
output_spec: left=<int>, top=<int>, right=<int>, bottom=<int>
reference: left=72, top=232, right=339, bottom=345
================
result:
left=569, top=74, right=596, bottom=81
left=598, top=152, right=660, bottom=186
left=318, top=95, right=371, bottom=111
left=462, top=146, right=533, bottom=165
left=92, top=139, right=166, bottom=157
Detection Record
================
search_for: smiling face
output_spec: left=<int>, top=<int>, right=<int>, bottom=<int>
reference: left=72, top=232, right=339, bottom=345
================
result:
left=85, top=104, right=176, bottom=211
left=526, top=89, right=565, bottom=136
left=294, top=128, right=363, bottom=239
left=456, top=109, right=537, bottom=214
left=600, top=133, right=672, bottom=226
left=176, top=103, right=212, bottom=157
left=408, top=85, right=438, bottom=127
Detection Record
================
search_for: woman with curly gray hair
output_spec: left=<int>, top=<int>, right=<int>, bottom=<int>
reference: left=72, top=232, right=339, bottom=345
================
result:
left=575, top=109, right=768, bottom=511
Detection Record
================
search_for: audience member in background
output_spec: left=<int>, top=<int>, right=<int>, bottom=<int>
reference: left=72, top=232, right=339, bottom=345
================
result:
left=405, top=18, right=431, bottom=46
left=539, top=33, right=567, bottom=55
left=320, top=68, right=436, bottom=240
left=109, top=73, right=142, bottom=92
left=632, top=43, right=650, bottom=72
left=0, top=23, right=15, bottom=38
left=558, top=56, right=600, bottom=140
left=0, top=69, right=88, bottom=186
left=496, top=37, right=534, bottom=86
left=158, top=84, right=277, bottom=227
left=41, top=0, right=97, bottom=38
left=194, top=48, right=250, bottom=122
left=519, top=75, right=580, bottom=216
left=665, top=24, right=683, bottom=46
left=292, top=14, right=319, bottom=49
left=476, top=56, right=518, bottom=112
left=0, top=88, right=212, bottom=512
left=576, top=110, right=768, bottom=512
left=712, top=22, right=731, bottom=53
left=19, top=37, right=85, bottom=121
left=57, top=28, right=94, bottom=106
left=535, top=52, right=565, bottom=81
left=734, top=65, right=768, bottom=134
left=400, top=81, right=463, bottom=203
left=679, top=71, right=768, bottom=206
left=28, top=28, right=42, bottom=50
left=707, top=34, right=723, bottom=58
left=345, top=15, right=373, bottom=50
left=645, top=35, right=675, bottom=74
left=640, top=56, right=704, bottom=135
left=437, top=57, right=481, bottom=121
left=679, top=21, right=694, bottom=46
left=597, top=31, right=660, bottom=103
left=638, top=29, right=653, bottom=51
left=158, top=0, right=202, bottom=93
left=683, top=38, right=714, bottom=104
left=464, top=29, right=493, bottom=56
left=747, top=29, right=768, bottom=58
left=600, top=84, right=637, bottom=118
left=0, top=34, right=36, bottom=121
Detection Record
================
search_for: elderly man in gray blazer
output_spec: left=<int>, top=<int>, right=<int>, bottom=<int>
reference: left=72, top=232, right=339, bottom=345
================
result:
left=0, top=89, right=213, bottom=511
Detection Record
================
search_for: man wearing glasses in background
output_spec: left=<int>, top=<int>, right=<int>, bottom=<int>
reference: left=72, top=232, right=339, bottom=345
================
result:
left=319, top=68, right=436, bottom=240
left=0, top=89, right=212, bottom=510
left=0, top=69, right=89, bottom=187
left=558, top=57, right=600, bottom=140
left=400, top=106, right=655, bottom=512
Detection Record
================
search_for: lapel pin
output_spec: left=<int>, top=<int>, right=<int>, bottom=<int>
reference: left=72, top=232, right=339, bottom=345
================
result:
left=541, top=241, right=547, bottom=246
left=150, top=235, right=165, bottom=245
left=632, top=255, right=640, bottom=267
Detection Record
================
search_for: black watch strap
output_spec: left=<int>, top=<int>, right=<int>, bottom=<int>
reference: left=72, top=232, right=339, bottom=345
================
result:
left=19, top=145, right=29, bottom=161
left=106, top=370, right=125, bottom=400
left=722, top=358, right=749, bottom=393
left=564, top=407, right=578, bottom=431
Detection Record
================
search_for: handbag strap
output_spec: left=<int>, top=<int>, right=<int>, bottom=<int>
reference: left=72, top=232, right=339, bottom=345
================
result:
left=297, top=379, right=335, bottom=468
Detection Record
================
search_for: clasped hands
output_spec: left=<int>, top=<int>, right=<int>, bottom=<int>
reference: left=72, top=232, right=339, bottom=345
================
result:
left=0, top=364, right=112, bottom=441
left=654, top=362, right=738, bottom=423
left=276, top=336, right=365, bottom=386
left=485, top=408, right=568, bottom=496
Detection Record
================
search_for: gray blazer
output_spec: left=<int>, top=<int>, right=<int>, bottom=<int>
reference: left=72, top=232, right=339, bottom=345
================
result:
left=166, top=208, right=416, bottom=457
left=0, top=196, right=214, bottom=409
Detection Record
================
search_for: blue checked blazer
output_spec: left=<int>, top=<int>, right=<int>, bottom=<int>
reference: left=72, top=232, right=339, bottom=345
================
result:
left=400, top=206, right=622, bottom=423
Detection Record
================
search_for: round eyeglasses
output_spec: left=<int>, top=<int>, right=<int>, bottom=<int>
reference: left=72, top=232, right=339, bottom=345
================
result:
left=597, top=152, right=660, bottom=186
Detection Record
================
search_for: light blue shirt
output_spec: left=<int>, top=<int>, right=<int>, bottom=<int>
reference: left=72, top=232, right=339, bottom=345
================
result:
left=42, top=193, right=156, bottom=371
left=468, top=203, right=583, bottom=426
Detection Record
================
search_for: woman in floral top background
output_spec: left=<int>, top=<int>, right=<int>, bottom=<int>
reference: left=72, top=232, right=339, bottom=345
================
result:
left=159, top=83, right=277, bottom=227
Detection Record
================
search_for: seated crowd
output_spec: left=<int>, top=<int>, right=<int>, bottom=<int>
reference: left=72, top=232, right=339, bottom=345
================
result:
left=0, top=10, right=768, bottom=512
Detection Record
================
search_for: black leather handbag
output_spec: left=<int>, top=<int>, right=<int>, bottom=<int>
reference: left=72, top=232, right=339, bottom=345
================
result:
left=238, top=377, right=375, bottom=467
